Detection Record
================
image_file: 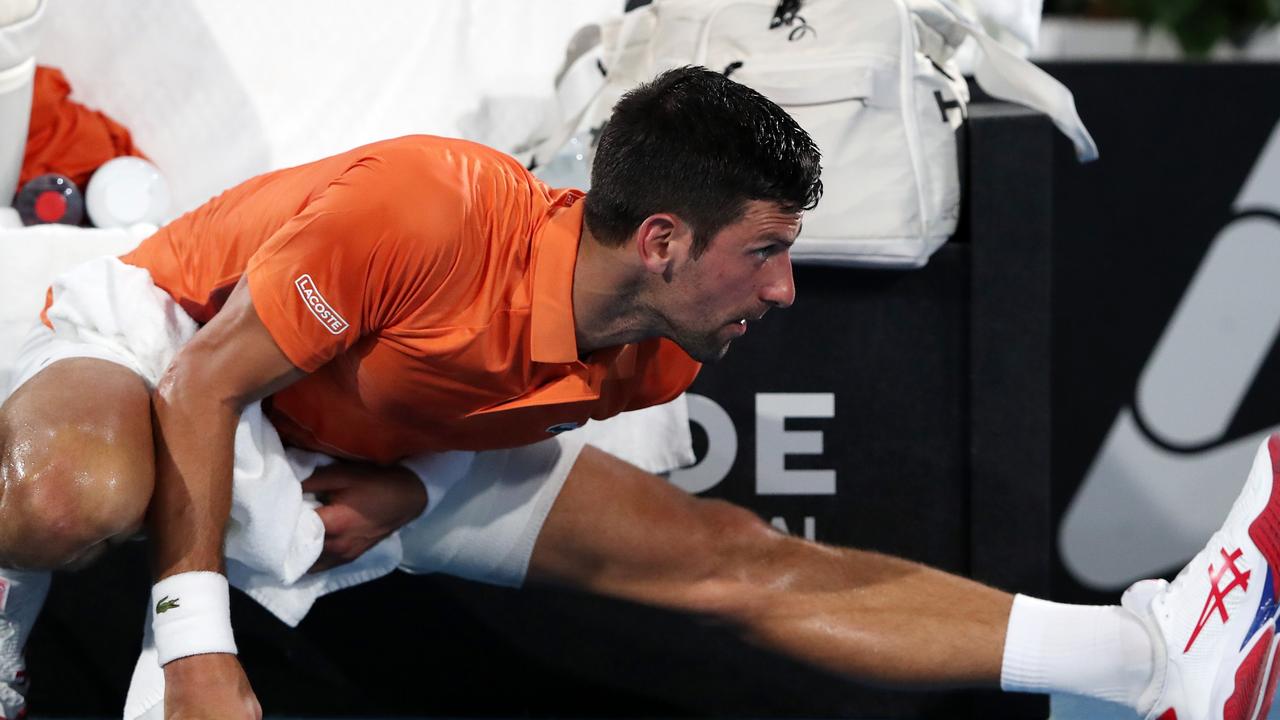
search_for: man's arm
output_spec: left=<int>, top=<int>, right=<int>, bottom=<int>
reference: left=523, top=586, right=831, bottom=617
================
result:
left=150, top=276, right=305, bottom=719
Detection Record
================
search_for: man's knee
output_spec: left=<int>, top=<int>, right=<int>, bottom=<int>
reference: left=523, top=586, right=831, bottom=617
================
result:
left=696, top=499, right=783, bottom=557
left=0, top=438, right=153, bottom=568
left=683, top=498, right=793, bottom=614
left=0, top=363, right=155, bottom=568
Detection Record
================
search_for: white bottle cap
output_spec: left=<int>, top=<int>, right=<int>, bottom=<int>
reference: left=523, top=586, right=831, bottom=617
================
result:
left=85, top=156, right=171, bottom=228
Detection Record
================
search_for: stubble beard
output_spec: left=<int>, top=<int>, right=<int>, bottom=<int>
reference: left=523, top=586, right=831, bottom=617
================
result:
left=668, top=325, right=734, bottom=363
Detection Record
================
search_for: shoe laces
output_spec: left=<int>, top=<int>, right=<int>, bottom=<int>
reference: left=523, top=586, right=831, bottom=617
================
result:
left=1157, top=531, right=1227, bottom=616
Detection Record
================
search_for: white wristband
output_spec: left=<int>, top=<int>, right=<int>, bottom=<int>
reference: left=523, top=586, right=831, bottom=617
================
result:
left=150, top=571, right=237, bottom=666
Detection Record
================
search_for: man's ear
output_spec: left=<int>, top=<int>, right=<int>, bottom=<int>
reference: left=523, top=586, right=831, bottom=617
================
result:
left=634, top=213, right=692, bottom=275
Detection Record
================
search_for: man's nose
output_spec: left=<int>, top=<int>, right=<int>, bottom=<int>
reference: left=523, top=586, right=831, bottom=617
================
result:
left=762, top=253, right=796, bottom=309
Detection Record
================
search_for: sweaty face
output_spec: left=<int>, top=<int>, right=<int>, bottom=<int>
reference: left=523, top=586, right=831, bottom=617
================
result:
left=661, top=201, right=800, bottom=362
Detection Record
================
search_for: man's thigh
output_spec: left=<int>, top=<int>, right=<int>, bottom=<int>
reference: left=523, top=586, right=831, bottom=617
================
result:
left=527, top=444, right=775, bottom=611
left=396, top=435, right=773, bottom=608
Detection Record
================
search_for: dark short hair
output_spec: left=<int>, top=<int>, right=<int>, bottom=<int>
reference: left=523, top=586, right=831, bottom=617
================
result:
left=583, top=66, right=822, bottom=257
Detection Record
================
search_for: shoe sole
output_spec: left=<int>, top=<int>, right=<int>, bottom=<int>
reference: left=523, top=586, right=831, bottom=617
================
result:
left=1222, top=435, right=1280, bottom=720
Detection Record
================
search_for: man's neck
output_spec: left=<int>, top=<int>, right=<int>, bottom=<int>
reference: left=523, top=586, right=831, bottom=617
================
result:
left=572, top=226, right=654, bottom=356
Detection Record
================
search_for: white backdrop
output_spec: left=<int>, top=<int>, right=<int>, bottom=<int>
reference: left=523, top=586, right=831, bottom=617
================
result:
left=34, top=0, right=624, bottom=213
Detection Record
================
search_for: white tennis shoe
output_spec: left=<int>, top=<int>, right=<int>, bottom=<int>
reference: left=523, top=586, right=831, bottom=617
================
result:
left=0, top=568, right=50, bottom=720
left=1123, top=434, right=1280, bottom=720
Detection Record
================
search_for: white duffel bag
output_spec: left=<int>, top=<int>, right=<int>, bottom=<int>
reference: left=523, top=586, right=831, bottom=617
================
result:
left=524, top=0, right=1098, bottom=269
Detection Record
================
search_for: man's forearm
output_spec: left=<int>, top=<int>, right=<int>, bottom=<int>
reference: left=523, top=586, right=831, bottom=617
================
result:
left=139, top=279, right=296, bottom=719
left=149, top=373, right=239, bottom=578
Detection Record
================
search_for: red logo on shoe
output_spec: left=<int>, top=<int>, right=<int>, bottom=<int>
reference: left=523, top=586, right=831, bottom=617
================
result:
left=1185, top=547, right=1252, bottom=653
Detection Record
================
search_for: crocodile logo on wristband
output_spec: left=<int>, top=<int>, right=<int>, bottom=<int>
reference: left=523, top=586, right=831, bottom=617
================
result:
left=155, top=595, right=181, bottom=614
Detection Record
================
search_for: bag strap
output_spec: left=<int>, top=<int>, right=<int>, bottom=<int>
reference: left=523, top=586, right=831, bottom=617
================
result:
left=526, top=39, right=606, bottom=170
left=692, top=0, right=755, bottom=66
left=910, top=0, right=1098, bottom=161
left=525, top=7, right=658, bottom=170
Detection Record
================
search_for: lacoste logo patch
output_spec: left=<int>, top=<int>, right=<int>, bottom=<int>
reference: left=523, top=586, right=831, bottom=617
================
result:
left=295, top=274, right=349, bottom=335
left=155, top=595, right=181, bottom=614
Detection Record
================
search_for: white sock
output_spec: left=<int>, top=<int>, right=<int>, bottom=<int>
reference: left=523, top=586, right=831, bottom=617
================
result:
left=1000, top=594, right=1154, bottom=708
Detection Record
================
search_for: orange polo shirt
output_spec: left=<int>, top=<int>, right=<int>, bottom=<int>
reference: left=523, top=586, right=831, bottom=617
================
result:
left=116, top=135, right=700, bottom=463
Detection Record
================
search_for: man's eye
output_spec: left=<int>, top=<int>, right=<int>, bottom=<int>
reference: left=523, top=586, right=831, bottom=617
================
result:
left=754, top=246, right=777, bottom=259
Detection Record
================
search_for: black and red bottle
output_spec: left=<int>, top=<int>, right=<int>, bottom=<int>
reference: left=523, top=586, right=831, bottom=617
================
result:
left=14, top=173, right=84, bottom=226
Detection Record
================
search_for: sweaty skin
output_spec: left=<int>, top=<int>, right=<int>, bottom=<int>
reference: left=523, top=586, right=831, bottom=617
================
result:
left=0, top=198, right=1013, bottom=719
left=531, top=445, right=1012, bottom=687
left=571, top=201, right=799, bottom=362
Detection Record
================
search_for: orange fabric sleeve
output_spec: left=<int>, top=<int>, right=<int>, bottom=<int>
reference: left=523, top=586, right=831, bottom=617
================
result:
left=245, top=156, right=465, bottom=373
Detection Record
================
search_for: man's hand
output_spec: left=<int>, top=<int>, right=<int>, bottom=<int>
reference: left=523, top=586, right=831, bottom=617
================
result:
left=163, top=654, right=261, bottom=720
left=304, top=462, right=428, bottom=572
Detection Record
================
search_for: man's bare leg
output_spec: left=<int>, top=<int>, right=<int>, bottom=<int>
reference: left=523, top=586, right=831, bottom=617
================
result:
left=529, top=446, right=1154, bottom=707
left=0, top=358, right=156, bottom=717
left=529, top=445, right=1010, bottom=686
left=0, top=357, right=156, bottom=568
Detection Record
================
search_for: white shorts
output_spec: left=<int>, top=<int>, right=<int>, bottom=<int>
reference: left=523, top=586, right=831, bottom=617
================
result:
left=8, top=257, right=583, bottom=592
left=8, top=318, right=143, bottom=396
